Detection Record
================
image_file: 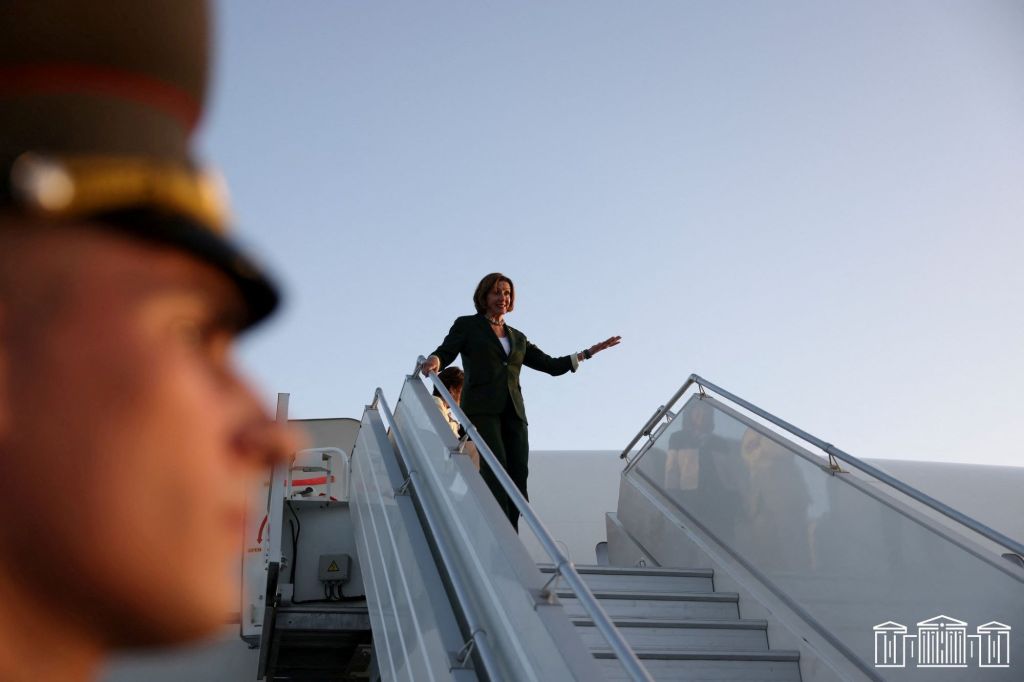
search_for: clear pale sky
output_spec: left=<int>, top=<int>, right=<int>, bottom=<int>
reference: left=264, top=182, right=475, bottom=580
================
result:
left=198, top=1, right=1023, bottom=467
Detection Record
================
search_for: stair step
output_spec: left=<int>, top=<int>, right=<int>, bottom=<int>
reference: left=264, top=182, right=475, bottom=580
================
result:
left=539, top=564, right=714, bottom=594
left=556, top=590, right=740, bottom=621
left=539, top=563, right=713, bottom=579
left=593, top=649, right=802, bottom=682
left=573, top=618, right=768, bottom=652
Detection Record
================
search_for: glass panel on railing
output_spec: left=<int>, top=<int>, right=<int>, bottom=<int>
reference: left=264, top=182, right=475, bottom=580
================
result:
left=350, top=410, right=474, bottom=682
left=633, top=394, right=1024, bottom=679
left=392, top=378, right=602, bottom=682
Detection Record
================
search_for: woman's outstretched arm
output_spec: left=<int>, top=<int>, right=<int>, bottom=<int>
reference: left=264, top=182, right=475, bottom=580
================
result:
left=523, top=335, right=622, bottom=376
left=523, top=341, right=576, bottom=376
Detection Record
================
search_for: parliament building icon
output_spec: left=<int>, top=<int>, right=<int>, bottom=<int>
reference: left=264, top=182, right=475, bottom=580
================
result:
left=874, top=615, right=1011, bottom=668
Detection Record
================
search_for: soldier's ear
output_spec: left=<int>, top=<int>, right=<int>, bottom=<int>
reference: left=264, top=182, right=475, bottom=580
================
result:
left=0, top=305, right=8, bottom=440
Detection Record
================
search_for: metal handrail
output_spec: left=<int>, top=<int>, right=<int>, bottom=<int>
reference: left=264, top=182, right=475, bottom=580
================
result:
left=622, top=372, right=1024, bottom=559
left=619, top=377, right=697, bottom=460
left=371, top=390, right=502, bottom=678
left=416, top=356, right=654, bottom=682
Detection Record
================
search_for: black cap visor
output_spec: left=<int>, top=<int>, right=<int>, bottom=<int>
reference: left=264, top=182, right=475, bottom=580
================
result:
left=97, top=208, right=280, bottom=330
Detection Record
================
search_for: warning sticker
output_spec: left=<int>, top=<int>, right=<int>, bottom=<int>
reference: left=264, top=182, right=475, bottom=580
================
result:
left=327, top=560, right=340, bottom=572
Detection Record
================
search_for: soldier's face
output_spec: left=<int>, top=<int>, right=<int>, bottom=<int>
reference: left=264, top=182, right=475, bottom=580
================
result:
left=0, top=226, right=298, bottom=647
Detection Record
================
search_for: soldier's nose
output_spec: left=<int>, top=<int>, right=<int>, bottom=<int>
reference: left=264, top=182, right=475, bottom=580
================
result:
left=234, top=417, right=306, bottom=468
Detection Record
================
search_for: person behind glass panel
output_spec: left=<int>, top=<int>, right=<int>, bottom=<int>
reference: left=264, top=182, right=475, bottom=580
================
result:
left=665, top=400, right=718, bottom=491
left=433, top=366, right=480, bottom=470
left=739, top=428, right=812, bottom=571
left=664, top=400, right=743, bottom=544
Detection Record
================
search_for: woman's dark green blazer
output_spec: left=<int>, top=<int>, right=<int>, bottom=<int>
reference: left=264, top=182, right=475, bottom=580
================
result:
left=430, top=314, right=576, bottom=424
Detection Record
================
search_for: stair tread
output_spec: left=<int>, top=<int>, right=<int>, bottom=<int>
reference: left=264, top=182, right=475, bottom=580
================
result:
left=591, top=649, right=801, bottom=662
left=596, top=656, right=801, bottom=682
left=538, top=563, right=713, bottom=579
left=560, top=598, right=739, bottom=621
left=557, top=589, right=739, bottom=602
left=572, top=618, right=768, bottom=630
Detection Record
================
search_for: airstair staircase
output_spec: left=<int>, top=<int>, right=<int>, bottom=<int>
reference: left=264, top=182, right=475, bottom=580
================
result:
left=250, top=362, right=1024, bottom=682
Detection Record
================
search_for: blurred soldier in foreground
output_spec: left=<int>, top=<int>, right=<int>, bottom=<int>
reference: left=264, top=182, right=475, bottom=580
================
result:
left=0, top=2, right=299, bottom=680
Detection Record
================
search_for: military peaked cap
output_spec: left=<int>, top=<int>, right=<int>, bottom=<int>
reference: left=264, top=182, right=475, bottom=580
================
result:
left=0, top=0, right=279, bottom=329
